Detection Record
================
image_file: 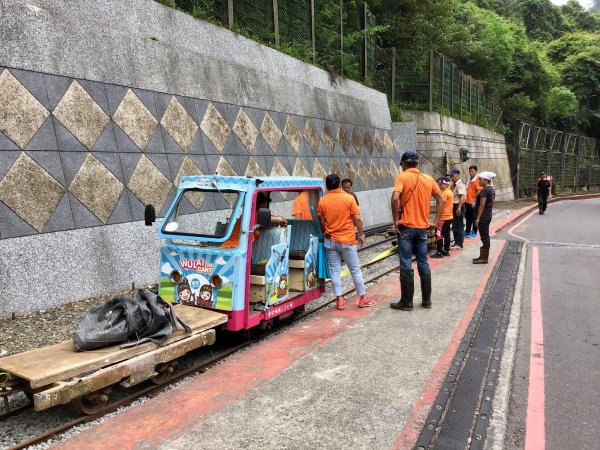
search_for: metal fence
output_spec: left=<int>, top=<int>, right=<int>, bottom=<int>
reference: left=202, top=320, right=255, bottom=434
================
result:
left=171, top=0, right=373, bottom=80
left=510, top=121, right=600, bottom=198
left=372, top=48, right=502, bottom=127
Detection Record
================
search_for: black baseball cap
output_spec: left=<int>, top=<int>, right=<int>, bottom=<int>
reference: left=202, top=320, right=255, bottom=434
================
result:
left=400, top=150, right=418, bottom=162
left=448, top=169, right=460, bottom=175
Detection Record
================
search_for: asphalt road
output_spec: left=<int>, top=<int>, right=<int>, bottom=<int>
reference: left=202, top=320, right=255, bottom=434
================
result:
left=497, top=198, right=600, bottom=450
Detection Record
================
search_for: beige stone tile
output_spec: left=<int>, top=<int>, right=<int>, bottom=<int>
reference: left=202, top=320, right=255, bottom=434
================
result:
left=389, top=160, right=400, bottom=178
left=53, top=80, right=110, bottom=150
left=292, top=159, right=310, bottom=177
left=304, top=119, right=321, bottom=154
left=270, top=158, right=290, bottom=178
left=322, top=122, right=335, bottom=154
left=0, top=70, right=50, bottom=149
left=128, top=155, right=172, bottom=212
left=374, top=130, right=384, bottom=154
left=215, top=156, right=237, bottom=176
left=363, top=130, right=374, bottom=155
left=200, top=103, right=230, bottom=152
left=311, top=159, right=327, bottom=181
left=358, top=160, right=369, bottom=188
left=351, top=127, right=362, bottom=153
left=245, top=157, right=266, bottom=178
left=338, top=127, right=350, bottom=155
left=370, top=160, right=380, bottom=186
left=380, top=160, right=391, bottom=184
left=161, top=97, right=198, bottom=152
left=330, top=161, right=342, bottom=179
left=233, top=108, right=258, bottom=152
left=175, top=156, right=204, bottom=209
left=0, top=152, right=64, bottom=232
left=283, top=116, right=302, bottom=153
left=344, top=161, right=357, bottom=183
left=69, top=154, right=124, bottom=223
left=384, top=131, right=394, bottom=154
left=261, top=112, right=282, bottom=153
left=113, top=89, right=158, bottom=151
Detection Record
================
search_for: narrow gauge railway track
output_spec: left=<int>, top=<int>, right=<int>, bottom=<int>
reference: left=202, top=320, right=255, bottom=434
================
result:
left=5, top=258, right=400, bottom=450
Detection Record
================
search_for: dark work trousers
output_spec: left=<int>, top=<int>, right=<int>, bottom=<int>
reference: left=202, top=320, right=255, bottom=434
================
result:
left=436, top=219, right=451, bottom=253
left=479, top=218, right=491, bottom=249
left=538, top=194, right=548, bottom=213
left=452, top=204, right=465, bottom=247
left=465, top=203, right=478, bottom=234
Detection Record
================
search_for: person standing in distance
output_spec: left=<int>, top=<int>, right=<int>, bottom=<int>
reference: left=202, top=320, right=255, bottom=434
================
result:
left=448, top=168, right=466, bottom=249
left=390, top=150, right=445, bottom=310
left=317, top=174, right=374, bottom=310
left=341, top=178, right=360, bottom=206
left=473, top=172, right=496, bottom=264
left=431, top=177, right=453, bottom=258
left=536, top=172, right=551, bottom=215
left=465, top=165, right=482, bottom=238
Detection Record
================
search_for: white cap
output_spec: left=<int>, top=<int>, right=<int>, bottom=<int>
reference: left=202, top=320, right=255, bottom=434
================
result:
left=479, top=171, right=496, bottom=181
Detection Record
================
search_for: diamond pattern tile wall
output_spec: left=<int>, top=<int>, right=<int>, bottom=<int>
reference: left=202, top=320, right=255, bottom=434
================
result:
left=161, top=97, right=198, bottom=152
left=113, top=89, right=158, bottom=151
left=0, top=67, right=397, bottom=240
left=0, top=152, right=65, bottom=231
left=53, top=80, right=109, bottom=150
left=69, top=154, right=124, bottom=223
left=0, top=70, right=50, bottom=149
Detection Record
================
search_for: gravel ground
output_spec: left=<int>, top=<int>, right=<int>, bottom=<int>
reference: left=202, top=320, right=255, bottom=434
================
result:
left=0, top=235, right=400, bottom=450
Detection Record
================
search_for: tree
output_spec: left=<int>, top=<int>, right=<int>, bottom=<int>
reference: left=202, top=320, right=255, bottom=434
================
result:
left=561, top=0, right=600, bottom=32
left=519, top=0, right=568, bottom=41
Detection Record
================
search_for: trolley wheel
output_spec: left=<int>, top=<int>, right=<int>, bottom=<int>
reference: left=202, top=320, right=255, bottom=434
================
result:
left=71, top=387, right=111, bottom=415
left=293, top=304, right=306, bottom=316
left=151, top=361, right=178, bottom=385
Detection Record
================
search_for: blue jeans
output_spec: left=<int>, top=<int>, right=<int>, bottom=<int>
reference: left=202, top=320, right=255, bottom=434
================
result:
left=325, top=240, right=365, bottom=297
left=397, top=226, right=430, bottom=273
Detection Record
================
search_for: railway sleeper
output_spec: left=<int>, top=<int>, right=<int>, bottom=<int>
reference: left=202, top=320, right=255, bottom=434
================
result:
left=33, top=329, right=216, bottom=413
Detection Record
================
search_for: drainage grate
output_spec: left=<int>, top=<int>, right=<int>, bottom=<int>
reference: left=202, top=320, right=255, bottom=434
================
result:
left=415, top=240, right=523, bottom=450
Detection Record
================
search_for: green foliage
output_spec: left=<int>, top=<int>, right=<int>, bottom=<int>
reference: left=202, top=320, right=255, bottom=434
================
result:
left=519, top=0, right=568, bottom=42
left=541, top=86, right=578, bottom=121
left=545, top=32, right=600, bottom=64
left=389, top=104, right=405, bottom=122
left=561, top=1, right=600, bottom=32
left=503, top=93, right=536, bottom=124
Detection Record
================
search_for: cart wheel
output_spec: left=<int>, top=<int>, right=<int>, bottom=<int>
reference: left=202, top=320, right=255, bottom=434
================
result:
left=293, top=304, right=306, bottom=316
left=71, top=387, right=111, bottom=415
left=151, top=361, right=177, bottom=385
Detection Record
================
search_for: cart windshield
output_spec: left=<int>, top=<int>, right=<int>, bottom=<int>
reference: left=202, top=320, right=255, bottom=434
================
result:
left=162, top=189, right=242, bottom=239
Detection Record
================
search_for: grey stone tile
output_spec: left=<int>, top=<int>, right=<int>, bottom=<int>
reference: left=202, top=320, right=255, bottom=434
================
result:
left=0, top=151, right=20, bottom=179
left=200, top=190, right=216, bottom=212
left=60, top=151, right=88, bottom=186
left=200, top=132, right=224, bottom=156
left=154, top=92, right=173, bottom=120
left=0, top=131, right=19, bottom=150
left=133, top=88, right=160, bottom=119
left=188, top=154, right=212, bottom=175
left=212, top=102, right=235, bottom=128
left=113, top=123, right=142, bottom=153
left=26, top=151, right=67, bottom=187
left=186, top=130, right=205, bottom=155
left=235, top=154, right=251, bottom=176
left=251, top=154, right=272, bottom=175
left=91, top=122, right=118, bottom=153
left=316, top=141, right=329, bottom=159
left=176, top=195, right=197, bottom=215
left=106, top=189, right=133, bottom=224
left=269, top=111, right=287, bottom=132
left=92, top=151, right=126, bottom=184
left=297, top=140, right=313, bottom=159
left=279, top=154, right=295, bottom=175
left=175, top=95, right=198, bottom=125
left=144, top=125, right=170, bottom=153
left=118, top=152, right=143, bottom=183
left=298, top=154, right=314, bottom=174
left=78, top=79, right=110, bottom=115
left=243, top=107, right=264, bottom=130
left=166, top=153, right=186, bottom=181
left=292, top=115, right=306, bottom=134
left=159, top=126, right=184, bottom=154
left=10, top=68, right=52, bottom=110
left=104, top=83, right=128, bottom=116
left=25, top=116, right=58, bottom=151
left=43, top=73, right=72, bottom=111
left=53, top=117, right=88, bottom=152
left=252, top=135, right=270, bottom=157
left=67, top=193, right=103, bottom=228
left=159, top=188, right=177, bottom=217
left=227, top=133, right=249, bottom=157
left=146, top=153, right=173, bottom=181
left=333, top=154, right=346, bottom=174
left=126, top=190, right=146, bottom=221
left=0, top=200, right=37, bottom=238
left=41, top=193, right=75, bottom=233
left=193, top=99, right=210, bottom=125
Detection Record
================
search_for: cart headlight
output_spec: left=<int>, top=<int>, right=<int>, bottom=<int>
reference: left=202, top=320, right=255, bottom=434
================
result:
left=210, top=274, right=223, bottom=289
left=170, top=270, right=182, bottom=284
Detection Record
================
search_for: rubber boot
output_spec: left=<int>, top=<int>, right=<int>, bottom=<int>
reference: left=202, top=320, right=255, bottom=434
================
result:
left=473, top=248, right=489, bottom=264
left=420, top=270, right=432, bottom=309
left=391, top=269, right=414, bottom=310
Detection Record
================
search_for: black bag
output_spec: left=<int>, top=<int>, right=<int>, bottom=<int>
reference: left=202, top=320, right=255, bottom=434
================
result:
left=73, top=290, right=191, bottom=351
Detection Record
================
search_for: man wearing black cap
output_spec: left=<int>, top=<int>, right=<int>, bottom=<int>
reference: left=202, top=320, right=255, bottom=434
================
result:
left=390, top=150, right=445, bottom=310
left=448, top=168, right=466, bottom=249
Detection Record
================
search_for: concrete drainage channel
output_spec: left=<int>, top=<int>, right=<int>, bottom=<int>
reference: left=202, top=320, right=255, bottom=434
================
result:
left=415, top=240, right=523, bottom=450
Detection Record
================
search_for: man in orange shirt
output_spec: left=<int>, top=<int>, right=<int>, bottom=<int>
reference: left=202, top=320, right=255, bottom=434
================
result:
left=431, top=177, right=454, bottom=258
left=291, top=191, right=313, bottom=219
left=317, top=174, right=374, bottom=310
left=465, top=165, right=482, bottom=238
left=390, top=150, right=445, bottom=310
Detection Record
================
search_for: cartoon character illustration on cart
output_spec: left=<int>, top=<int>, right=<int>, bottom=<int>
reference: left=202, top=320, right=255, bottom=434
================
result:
left=197, top=284, right=213, bottom=308
left=177, top=279, right=196, bottom=305
left=306, top=264, right=316, bottom=288
left=277, top=274, right=288, bottom=298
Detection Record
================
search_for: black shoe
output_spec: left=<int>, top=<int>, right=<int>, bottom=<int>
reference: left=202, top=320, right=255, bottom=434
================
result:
left=390, top=301, right=413, bottom=311
left=431, top=252, right=444, bottom=258
left=422, top=301, right=432, bottom=309
left=442, top=251, right=450, bottom=257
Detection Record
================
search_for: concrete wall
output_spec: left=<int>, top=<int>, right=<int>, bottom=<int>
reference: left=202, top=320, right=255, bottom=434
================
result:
left=0, top=0, right=400, bottom=318
left=404, top=111, right=514, bottom=201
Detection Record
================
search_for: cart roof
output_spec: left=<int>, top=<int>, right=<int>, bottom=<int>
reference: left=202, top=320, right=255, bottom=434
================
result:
left=179, top=175, right=324, bottom=191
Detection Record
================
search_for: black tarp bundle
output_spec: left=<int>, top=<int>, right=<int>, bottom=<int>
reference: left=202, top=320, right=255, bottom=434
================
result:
left=73, top=290, right=191, bottom=351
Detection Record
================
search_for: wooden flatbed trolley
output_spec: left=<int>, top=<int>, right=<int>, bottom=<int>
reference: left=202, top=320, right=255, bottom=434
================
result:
left=0, top=305, right=227, bottom=414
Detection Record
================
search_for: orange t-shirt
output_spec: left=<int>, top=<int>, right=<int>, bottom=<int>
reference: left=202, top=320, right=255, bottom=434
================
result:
left=441, top=189, right=454, bottom=220
left=220, top=218, right=259, bottom=249
left=317, top=189, right=360, bottom=245
left=466, top=176, right=482, bottom=203
left=291, top=192, right=313, bottom=220
left=393, top=168, right=440, bottom=229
